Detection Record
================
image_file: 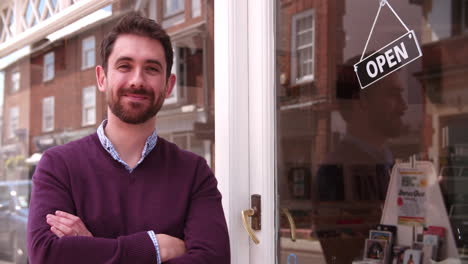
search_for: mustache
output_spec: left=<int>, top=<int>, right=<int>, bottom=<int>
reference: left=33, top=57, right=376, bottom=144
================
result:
left=117, top=87, right=155, bottom=98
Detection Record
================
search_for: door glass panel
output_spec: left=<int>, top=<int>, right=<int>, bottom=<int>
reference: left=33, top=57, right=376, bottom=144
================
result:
left=276, top=0, right=468, bottom=263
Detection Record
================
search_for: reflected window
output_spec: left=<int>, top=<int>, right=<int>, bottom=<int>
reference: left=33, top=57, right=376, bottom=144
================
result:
left=42, top=96, right=54, bottom=132
left=164, top=0, right=185, bottom=17
left=11, top=70, right=20, bottom=93
left=82, top=86, right=96, bottom=126
left=43, top=52, right=54, bottom=81
left=82, top=36, right=95, bottom=69
left=8, top=106, right=19, bottom=138
left=291, top=9, right=314, bottom=84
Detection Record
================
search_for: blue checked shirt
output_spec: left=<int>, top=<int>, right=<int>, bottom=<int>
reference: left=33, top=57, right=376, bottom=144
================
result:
left=97, top=120, right=162, bottom=264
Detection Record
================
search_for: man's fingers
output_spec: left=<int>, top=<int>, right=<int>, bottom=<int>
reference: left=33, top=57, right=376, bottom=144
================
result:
left=46, top=213, right=93, bottom=237
left=47, top=217, right=74, bottom=235
left=50, top=226, right=64, bottom=238
left=55, top=210, right=79, bottom=221
left=156, top=234, right=187, bottom=262
left=47, top=214, right=75, bottom=227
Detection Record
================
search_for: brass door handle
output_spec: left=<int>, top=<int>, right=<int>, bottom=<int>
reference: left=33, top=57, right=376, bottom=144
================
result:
left=241, top=209, right=260, bottom=244
left=281, top=208, right=296, bottom=242
left=241, top=194, right=261, bottom=244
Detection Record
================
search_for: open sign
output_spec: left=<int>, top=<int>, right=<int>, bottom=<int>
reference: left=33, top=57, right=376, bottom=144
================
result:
left=354, top=30, right=422, bottom=89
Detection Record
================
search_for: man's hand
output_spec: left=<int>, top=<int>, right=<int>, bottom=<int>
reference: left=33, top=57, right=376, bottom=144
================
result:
left=156, top=234, right=186, bottom=262
left=46, top=210, right=93, bottom=238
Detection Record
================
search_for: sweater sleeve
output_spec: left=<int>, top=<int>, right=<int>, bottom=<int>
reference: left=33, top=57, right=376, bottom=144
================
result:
left=27, top=151, right=157, bottom=264
left=165, top=158, right=231, bottom=264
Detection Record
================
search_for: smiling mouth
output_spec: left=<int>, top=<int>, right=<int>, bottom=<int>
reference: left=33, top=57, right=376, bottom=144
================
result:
left=124, top=94, right=149, bottom=100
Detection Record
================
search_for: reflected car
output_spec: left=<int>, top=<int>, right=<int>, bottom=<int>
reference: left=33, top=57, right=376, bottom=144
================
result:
left=0, top=180, right=31, bottom=264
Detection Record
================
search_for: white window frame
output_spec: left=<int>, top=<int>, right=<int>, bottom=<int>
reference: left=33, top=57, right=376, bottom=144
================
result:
left=215, top=1, right=275, bottom=263
left=82, top=36, right=96, bottom=70
left=8, top=106, right=19, bottom=139
left=42, top=96, right=54, bottom=132
left=291, top=9, right=315, bottom=85
left=11, top=70, right=20, bottom=93
left=82, top=85, right=96, bottom=126
left=43, top=52, right=55, bottom=81
left=163, top=0, right=185, bottom=17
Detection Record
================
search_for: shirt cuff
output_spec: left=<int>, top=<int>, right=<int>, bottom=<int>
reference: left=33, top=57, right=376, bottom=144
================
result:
left=147, top=230, right=162, bottom=264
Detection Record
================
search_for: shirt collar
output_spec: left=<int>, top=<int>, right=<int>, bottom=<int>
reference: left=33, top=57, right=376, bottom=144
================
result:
left=97, top=119, right=158, bottom=172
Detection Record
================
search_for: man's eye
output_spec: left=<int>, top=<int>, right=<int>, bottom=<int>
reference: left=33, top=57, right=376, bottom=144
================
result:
left=118, top=65, right=130, bottom=70
left=147, top=66, right=159, bottom=72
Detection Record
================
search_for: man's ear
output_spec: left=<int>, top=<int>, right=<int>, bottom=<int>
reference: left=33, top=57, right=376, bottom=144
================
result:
left=96, top=65, right=107, bottom=92
left=165, top=74, right=176, bottom=98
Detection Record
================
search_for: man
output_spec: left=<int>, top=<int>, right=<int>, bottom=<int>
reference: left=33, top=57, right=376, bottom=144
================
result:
left=27, top=12, right=230, bottom=264
left=318, top=61, right=408, bottom=201
left=315, top=59, right=407, bottom=264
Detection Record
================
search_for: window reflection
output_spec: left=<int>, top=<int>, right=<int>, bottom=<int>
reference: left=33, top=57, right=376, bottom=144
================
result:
left=277, top=0, right=468, bottom=263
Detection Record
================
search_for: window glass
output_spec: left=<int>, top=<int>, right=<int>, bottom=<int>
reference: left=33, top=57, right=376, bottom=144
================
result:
left=39, top=0, right=46, bottom=17
left=43, top=52, right=54, bottom=81
left=276, top=0, right=468, bottom=263
left=164, top=0, right=185, bottom=17
left=82, top=86, right=96, bottom=126
left=26, top=2, right=34, bottom=26
left=8, top=106, right=19, bottom=138
left=82, top=36, right=95, bottom=69
left=192, top=0, right=201, bottom=18
left=11, top=70, right=19, bottom=92
left=42, top=96, right=54, bottom=132
left=291, top=9, right=314, bottom=84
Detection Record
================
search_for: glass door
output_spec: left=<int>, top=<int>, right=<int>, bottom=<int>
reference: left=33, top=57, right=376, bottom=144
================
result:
left=275, top=0, right=468, bottom=263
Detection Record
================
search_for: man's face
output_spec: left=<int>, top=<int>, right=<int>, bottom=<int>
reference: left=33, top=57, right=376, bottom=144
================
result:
left=97, top=34, right=175, bottom=124
left=363, top=75, right=407, bottom=138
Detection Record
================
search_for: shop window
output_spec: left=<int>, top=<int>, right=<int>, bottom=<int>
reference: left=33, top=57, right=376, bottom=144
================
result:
left=43, top=52, right=54, bottom=81
left=42, top=96, right=54, bottom=132
left=82, top=36, right=95, bottom=70
left=82, top=86, right=96, bottom=126
left=11, top=70, right=20, bottom=93
left=291, top=9, right=314, bottom=84
left=8, top=106, right=19, bottom=139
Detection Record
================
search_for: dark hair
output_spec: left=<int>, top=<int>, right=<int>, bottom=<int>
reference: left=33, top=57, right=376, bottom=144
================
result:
left=100, top=12, right=174, bottom=79
left=335, top=55, right=363, bottom=121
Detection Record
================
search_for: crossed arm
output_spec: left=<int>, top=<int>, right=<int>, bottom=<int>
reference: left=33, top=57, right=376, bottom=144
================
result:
left=27, top=151, right=230, bottom=264
left=46, top=210, right=185, bottom=262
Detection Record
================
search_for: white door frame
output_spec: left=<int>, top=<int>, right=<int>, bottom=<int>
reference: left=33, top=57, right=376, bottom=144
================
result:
left=215, top=0, right=276, bottom=263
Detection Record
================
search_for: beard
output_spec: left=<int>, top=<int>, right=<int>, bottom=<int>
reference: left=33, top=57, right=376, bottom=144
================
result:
left=107, top=86, right=166, bottom=124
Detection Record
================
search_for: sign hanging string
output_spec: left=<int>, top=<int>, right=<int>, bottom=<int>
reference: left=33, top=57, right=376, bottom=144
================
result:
left=360, top=0, right=411, bottom=62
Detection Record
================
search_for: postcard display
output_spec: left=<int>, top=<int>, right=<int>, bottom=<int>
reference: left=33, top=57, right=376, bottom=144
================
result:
left=378, top=160, right=459, bottom=264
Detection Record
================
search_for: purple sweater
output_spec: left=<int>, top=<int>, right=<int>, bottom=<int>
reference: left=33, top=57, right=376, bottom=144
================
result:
left=27, top=133, right=230, bottom=264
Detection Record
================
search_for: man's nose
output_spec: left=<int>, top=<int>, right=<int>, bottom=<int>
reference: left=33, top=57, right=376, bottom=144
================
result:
left=398, top=94, right=408, bottom=112
left=129, top=68, right=146, bottom=88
